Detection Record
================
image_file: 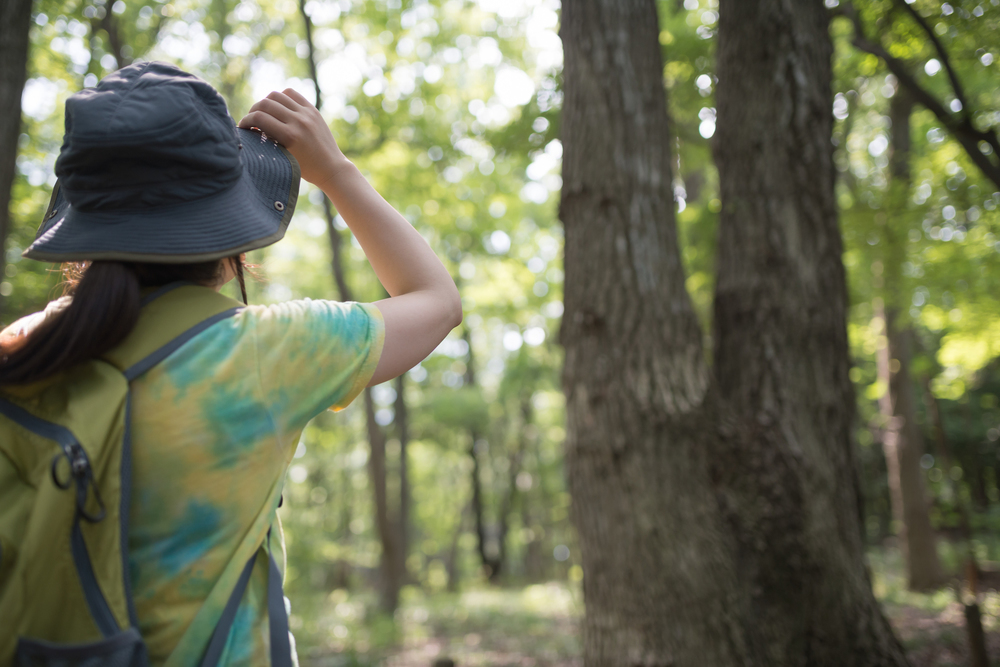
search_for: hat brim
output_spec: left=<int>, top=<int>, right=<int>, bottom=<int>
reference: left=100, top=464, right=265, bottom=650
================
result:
left=24, top=128, right=300, bottom=264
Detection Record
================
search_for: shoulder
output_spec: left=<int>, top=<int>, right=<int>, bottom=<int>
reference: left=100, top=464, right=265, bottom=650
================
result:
left=236, top=298, right=383, bottom=355
left=241, top=298, right=381, bottom=332
left=0, top=297, right=72, bottom=343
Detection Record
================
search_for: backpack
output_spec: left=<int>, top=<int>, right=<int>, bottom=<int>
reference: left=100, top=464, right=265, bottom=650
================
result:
left=0, top=283, right=292, bottom=667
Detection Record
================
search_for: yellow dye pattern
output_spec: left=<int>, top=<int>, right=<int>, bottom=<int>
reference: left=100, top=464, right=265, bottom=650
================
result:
left=130, top=298, right=384, bottom=666
left=5, top=296, right=384, bottom=666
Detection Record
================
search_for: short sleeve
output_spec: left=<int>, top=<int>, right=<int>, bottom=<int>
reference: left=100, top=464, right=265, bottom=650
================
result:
left=247, top=299, right=384, bottom=435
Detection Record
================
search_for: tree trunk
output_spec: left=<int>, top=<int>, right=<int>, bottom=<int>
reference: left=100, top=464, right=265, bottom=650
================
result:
left=560, top=0, right=909, bottom=663
left=468, top=431, right=498, bottom=578
left=561, top=1, right=752, bottom=662
left=463, top=327, right=502, bottom=579
left=875, top=86, right=943, bottom=591
left=364, top=390, right=401, bottom=612
left=394, top=373, right=410, bottom=584
left=298, top=0, right=403, bottom=612
left=712, top=0, right=908, bottom=660
left=486, top=397, right=530, bottom=584
left=0, top=0, right=32, bottom=322
left=334, top=462, right=352, bottom=589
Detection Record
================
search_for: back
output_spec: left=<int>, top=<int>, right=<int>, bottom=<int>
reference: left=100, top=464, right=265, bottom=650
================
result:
left=3, top=289, right=384, bottom=667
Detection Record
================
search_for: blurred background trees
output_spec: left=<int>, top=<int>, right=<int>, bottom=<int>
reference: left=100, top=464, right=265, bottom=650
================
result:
left=4, top=0, right=1000, bottom=662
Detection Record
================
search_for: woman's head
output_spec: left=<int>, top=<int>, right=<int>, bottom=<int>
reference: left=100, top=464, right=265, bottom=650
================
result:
left=26, top=62, right=300, bottom=265
left=1, top=62, right=293, bottom=386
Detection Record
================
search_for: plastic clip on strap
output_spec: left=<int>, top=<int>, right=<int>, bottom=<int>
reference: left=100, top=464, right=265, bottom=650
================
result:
left=199, top=529, right=292, bottom=667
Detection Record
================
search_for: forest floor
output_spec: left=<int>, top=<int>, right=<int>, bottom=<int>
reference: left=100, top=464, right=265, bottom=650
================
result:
left=872, top=547, right=1000, bottom=666
left=291, top=549, right=1000, bottom=667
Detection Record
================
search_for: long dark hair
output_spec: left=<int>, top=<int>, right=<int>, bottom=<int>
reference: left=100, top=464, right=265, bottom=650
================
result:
left=0, top=257, right=245, bottom=386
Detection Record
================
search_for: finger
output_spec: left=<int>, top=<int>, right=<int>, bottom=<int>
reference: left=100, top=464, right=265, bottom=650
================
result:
left=282, top=88, right=314, bottom=109
left=237, top=110, right=291, bottom=144
left=246, top=97, right=297, bottom=124
left=265, top=90, right=302, bottom=111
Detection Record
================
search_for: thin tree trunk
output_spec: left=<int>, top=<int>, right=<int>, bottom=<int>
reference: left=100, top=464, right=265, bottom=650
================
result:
left=922, top=378, right=989, bottom=667
left=712, top=0, right=909, bottom=660
left=462, top=327, right=501, bottom=578
left=488, top=396, right=532, bottom=583
left=364, top=390, right=401, bottom=612
left=394, top=373, right=410, bottom=584
left=91, top=8, right=132, bottom=70
left=334, top=462, right=352, bottom=589
left=467, top=430, right=496, bottom=577
left=561, top=0, right=910, bottom=662
left=298, top=0, right=401, bottom=612
left=876, top=85, right=943, bottom=591
left=445, top=502, right=468, bottom=592
left=0, top=0, right=32, bottom=321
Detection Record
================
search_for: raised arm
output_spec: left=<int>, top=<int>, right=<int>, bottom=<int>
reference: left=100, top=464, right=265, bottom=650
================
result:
left=239, top=90, right=462, bottom=386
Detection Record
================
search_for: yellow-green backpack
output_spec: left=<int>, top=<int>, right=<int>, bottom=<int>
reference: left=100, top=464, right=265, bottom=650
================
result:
left=0, top=283, right=292, bottom=667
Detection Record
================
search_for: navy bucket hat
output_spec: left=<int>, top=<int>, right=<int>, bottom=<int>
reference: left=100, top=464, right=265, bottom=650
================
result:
left=25, top=61, right=300, bottom=263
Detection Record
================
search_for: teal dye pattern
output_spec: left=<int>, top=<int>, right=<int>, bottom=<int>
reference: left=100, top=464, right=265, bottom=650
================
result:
left=121, top=298, right=384, bottom=666
left=137, top=501, right=225, bottom=577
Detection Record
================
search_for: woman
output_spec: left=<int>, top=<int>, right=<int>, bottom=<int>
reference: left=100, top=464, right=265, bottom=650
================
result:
left=0, top=62, right=461, bottom=665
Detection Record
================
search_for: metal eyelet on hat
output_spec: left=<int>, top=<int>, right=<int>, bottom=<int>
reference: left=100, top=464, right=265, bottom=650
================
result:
left=274, top=201, right=285, bottom=211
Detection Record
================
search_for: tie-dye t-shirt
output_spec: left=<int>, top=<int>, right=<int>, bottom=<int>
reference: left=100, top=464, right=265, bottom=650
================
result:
left=2, top=296, right=384, bottom=666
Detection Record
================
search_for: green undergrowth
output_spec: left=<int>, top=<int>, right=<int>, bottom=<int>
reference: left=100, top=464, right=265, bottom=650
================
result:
left=290, top=582, right=582, bottom=667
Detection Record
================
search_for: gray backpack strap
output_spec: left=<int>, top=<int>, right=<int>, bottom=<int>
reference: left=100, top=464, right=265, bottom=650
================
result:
left=266, top=531, right=293, bottom=667
left=200, top=530, right=292, bottom=667
left=199, top=553, right=256, bottom=667
left=0, top=399, right=118, bottom=637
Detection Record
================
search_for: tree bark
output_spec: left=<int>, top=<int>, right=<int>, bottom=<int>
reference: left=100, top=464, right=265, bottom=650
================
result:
left=875, top=86, right=943, bottom=591
left=712, top=0, right=908, bottom=661
left=560, top=0, right=910, bottom=663
left=561, top=1, right=752, bottom=663
left=0, top=0, right=32, bottom=321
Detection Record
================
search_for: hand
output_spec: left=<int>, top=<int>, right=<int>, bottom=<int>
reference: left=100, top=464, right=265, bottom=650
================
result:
left=238, top=89, right=350, bottom=189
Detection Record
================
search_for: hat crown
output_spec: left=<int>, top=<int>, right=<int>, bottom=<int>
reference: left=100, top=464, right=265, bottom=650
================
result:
left=55, top=62, right=243, bottom=212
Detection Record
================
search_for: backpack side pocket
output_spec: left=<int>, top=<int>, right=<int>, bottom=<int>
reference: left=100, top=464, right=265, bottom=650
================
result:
left=15, top=628, right=146, bottom=667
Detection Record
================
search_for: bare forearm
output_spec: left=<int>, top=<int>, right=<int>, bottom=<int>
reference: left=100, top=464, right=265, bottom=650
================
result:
left=319, top=159, right=456, bottom=302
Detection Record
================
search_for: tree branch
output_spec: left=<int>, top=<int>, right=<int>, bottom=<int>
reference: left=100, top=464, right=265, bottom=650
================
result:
left=892, top=0, right=970, bottom=123
left=842, top=2, right=1000, bottom=190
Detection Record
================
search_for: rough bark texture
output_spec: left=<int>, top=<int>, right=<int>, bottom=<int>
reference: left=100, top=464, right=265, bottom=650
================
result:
left=0, top=0, right=33, bottom=321
left=712, top=0, right=908, bottom=661
left=876, top=88, right=943, bottom=591
left=561, top=1, right=752, bottom=663
left=560, top=0, right=910, bottom=663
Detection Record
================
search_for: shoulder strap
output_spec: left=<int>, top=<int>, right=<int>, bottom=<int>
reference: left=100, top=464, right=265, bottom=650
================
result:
left=103, top=283, right=245, bottom=377
left=199, top=531, right=292, bottom=667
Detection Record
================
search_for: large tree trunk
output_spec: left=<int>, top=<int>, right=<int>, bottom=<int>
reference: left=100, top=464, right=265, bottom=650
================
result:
left=560, top=0, right=909, bottom=663
left=560, top=1, right=752, bottom=662
left=876, top=87, right=943, bottom=591
left=0, top=0, right=33, bottom=322
left=711, top=0, right=908, bottom=660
